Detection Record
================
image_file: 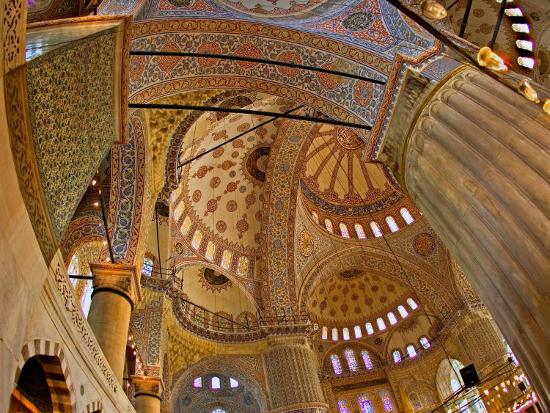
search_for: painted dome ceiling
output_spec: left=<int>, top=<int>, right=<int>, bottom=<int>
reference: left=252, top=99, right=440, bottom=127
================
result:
left=306, top=268, right=412, bottom=327
left=300, top=124, right=403, bottom=217
left=100, top=0, right=434, bottom=61
left=171, top=94, right=290, bottom=279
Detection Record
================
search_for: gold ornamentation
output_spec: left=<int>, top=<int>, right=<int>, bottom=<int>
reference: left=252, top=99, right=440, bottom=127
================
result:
left=299, top=229, right=314, bottom=257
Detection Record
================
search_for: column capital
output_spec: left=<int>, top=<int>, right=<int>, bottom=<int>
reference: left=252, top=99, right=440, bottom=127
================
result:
left=131, top=375, right=164, bottom=400
left=90, top=262, right=142, bottom=307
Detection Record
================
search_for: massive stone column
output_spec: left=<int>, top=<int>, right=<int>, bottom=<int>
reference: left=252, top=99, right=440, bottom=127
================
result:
left=378, top=66, right=550, bottom=410
left=88, top=263, right=141, bottom=384
left=132, top=375, right=163, bottom=413
left=263, top=335, right=328, bottom=413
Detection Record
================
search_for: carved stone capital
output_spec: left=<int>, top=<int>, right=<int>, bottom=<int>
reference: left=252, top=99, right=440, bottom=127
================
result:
left=131, top=375, right=164, bottom=400
left=90, top=262, right=142, bottom=306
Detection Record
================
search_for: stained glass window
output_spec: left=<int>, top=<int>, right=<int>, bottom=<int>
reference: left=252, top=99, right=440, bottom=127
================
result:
left=331, top=354, right=343, bottom=375
left=193, top=377, right=202, bottom=388
left=354, top=325, right=362, bottom=339
left=344, top=349, right=359, bottom=372
left=380, top=391, right=394, bottom=412
left=338, top=400, right=350, bottom=413
left=400, top=208, right=414, bottom=224
left=397, top=305, right=409, bottom=318
left=205, top=241, right=216, bottom=261
left=419, top=336, right=431, bottom=349
left=211, top=376, right=221, bottom=389
left=392, top=350, right=402, bottom=364
left=332, top=327, right=339, bottom=341
left=387, top=312, right=398, bottom=325
left=343, top=327, right=350, bottom=341
left=407, top=344, right=417, bottom=358
left=355, top=223, right=366, bottom=239
left=325, top=219, right=334, bottom=233
left=358, top=396, right=374, bottom=413
left=321, top=326, right=328, bottom=340
left=365, top=322, right=374, bottom=335
left=386, top=216, right=399, bottom=232
left=229, top=378, right=239, bottom=388
left=339, top=223, right=350, bottom=238
left=370, top=222, right=383, bottom=238
left=142, top=257, right=154, bottom=277
left=377, top=317, right=386, bottom=331
left=361, top=350, right=373, bottom=370
left=407, top=298, right=419, bottom=310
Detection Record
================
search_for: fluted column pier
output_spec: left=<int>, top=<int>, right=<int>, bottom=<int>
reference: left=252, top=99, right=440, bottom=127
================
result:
left=378, top=66, right=550, bottom=409
left=88, top=263, right=141, bottom=384
left=263, top=335, right=328, bottom=413
left=132, top=375, right=163, bottom=413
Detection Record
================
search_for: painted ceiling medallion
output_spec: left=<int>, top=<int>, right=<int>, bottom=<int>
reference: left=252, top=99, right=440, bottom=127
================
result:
left=198, top=268, right=232, bottom=293
left=413, top=232, right=436, bottom=256
left=216, top=0, right=328, bottom=17
left=336, top=128, right=364, bottom=150
left=339, top=268, right=363, bottom=279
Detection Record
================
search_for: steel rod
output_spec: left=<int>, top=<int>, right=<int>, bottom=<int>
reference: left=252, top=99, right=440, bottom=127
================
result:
left=458, top=0, right=474, bottom=37
left=68, top=274, right=94, bottom=280
left=129, top=103, right=371, bottom=130
left=130, top=50, right=386, bottom=85
left=489, top=0, right=507, bottom=49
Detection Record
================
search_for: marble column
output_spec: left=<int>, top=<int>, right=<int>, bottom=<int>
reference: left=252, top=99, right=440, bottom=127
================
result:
left=132, top=375, right=163, bottom=413
left=378, top=66, right=550, bottom=410
left=263, top=335, right=328, bottom=413
left=88, top=263, right=141, bottom=384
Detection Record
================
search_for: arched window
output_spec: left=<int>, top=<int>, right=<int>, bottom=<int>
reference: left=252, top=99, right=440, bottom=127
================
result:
left=380, top=391, right=394, bottom=412
left=312, top=211, right=319, bottom=223
left=406, top=344, right=417, bottom=358
left=387, top=312, right=398, bottom=325
left=205, top=241, right=216, bottom=261
left=377, top=317, right=386, bottom=331
left=361, top=350, right=373, bottom=370
left=370, top=221, right=383, bottom=238
left=354, top=325, right=362, bottom=339
left=212, top=409, right=226, bottom=413
left=332, top=327, right=339, bottom=341
left=325, top=219, right=334, bottom=233
left=339, top=223, right=350, bottom=238
left=321, top=326, right=328, bottom=340
left=358, top=395, right=375, bottom=413
left=419, top=336, right=431, bottom=349
left=355, top=223, right=366, bottom=239
left=193, top=377, right=202, bottom=388
left=141, top=257, right=153, bottom=277
left=392, top=350, right=402, bottom=364
left=331, top=354, right=343, bottom=375
left=385, top=216, right=399, bottom=232
left=229, top=378, right=239, bottom=388
left=365, top=322, right=374, bottom=335
left=344, top=349, right=359, bottom=372
left=397, top=305, right=409, bottom=318
left=191, top=230, right=203, bottom=250
left=342, top=327, right=350, bottom=340
left=211, top=376, right=221, bottom=389
left=221, top=250, right=232, bottom=270
left=407, top=297, right=419, bottom=310
left=400, top=207, right=414, bottom=224
left=338, top=400, right=350, bottom=413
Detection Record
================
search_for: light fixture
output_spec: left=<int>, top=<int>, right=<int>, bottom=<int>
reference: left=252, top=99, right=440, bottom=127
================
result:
left=421, top=0, right=447, bottom=19
left=477, top=47, right=509, bottom=72
left=543, top=99, right=550, bottom=115
left=518, top=79, right=540, bottom=103
left=93, top=201, right=99, bottom=207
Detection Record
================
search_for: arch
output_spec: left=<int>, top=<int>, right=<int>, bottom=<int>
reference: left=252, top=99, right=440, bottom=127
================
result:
left=14, top=339, right=76, bottom=413
left=171, top=355, right=268, bottom=412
